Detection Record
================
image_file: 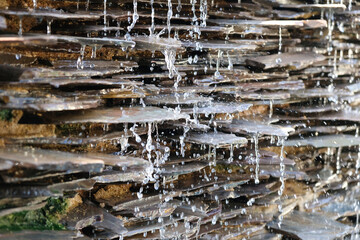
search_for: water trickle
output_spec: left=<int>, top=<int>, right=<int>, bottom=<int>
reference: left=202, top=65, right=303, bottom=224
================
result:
left=162, top=48, right=181, bottom=89
left=103, top=0, right=107, bottom=35
left=177, top=0, right=182, bottom=12
left=214, top=50, right=223, bottom=79
left=46, top=19, right=53, bottom=35
left=86, top=0, right=90, bottom=11
left=91, top=45, right=97, bottom=59
left=149, top=0, right=155, bottom=36
left=200, top=0, right=207, bottom=27
left=278, top=27, right=282, bottom=54
left=355, top=144, right=360, bottom=237
left=130, top=124, right=142, bottom=143
left=253, top=134, right=260, bottom=184
left=228, top=144, right=234, bottom=163
left=336, top=147, right=342, bottom=175
left=277, top=137, right=286, bottom=215
left=76, top=44, right=86, bottom=70
left=32, top=0, right=37, bottom=9
left=146, top=122, right=153, bottom=162
left=191, top=0, right=198, bottom=24
left=18, top=17, right=23, bottom=36
left=179, top=120, right=190, bottom=157
left=227, top=51, right=233, bottom=70
left=167, top=0, right=173, bottom=38
left=327, top=9, right=334, bottom=53
left=127, top=0, right=139, bottom=33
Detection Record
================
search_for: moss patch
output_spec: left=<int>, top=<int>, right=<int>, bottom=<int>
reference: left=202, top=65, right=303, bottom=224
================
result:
left=0, top=109, right=12, bottom=121
left=0, top=197, right=68, bottom=231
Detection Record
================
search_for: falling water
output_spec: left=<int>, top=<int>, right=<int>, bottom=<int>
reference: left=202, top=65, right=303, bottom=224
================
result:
left=228, top=144, right=234, bottom=163
left=163, top=48, right=181, bottom=89
left=76, top=45, right=86, bottom=70
left=214, top=50, right=222, bottom=79
left=278, top=27, right=282, bottom=53
left=200, top=0, right=207, bottom=27
left=278, top=137, right=286, bottom=215
left=167, top=0, right=173, bottom=38
left=86, top=0, right=90, bottom=11
left=180, top=120, right=190, bottom=157
left=103, top=0, right=107, bottom=34
left=177, top=0, right=182, bottom=12
left=18, top=17, right=22, bottom=36
left=336, top=147, right=342, bottom=174
left=150, top=0, right=155, bottom=36
left=127, top=0, right=139, bottom=33
left=146, top=122, right=153, bottom=163
left=253, top=134, right=260, bottom=184
left=47, top=20, right=53, bottom=35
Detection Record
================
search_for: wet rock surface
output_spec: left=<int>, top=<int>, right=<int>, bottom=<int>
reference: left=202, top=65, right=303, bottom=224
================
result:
left=0, top=0, right=360, bottom=239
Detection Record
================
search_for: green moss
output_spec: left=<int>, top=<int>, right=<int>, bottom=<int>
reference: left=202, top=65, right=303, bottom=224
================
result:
left=214, top=163, right=243, bottom=173
left=55, top=123, right=89, bottom=136
left=0, top=197, right=69, bottom=231
left=0, top=109, right=12, bottom=121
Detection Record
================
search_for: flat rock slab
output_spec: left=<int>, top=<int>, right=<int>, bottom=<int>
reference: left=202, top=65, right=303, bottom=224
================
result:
left=285, top=134, right=360, bottom=148
left=185, top=132, right=248, bottom=147
left=244, top=150, right=295, bottom=165
left=0, top=34, right=135, bottom=48
left=208, top=19, right=327, bottom=28
left=0, top=9, right=101, bottom=20
left=236, top=80, right=305, bottom=91
left=221, top=120, right=294, bottom=137
left=62, top=201, right=127, bottom=236
left=182, top=102, right=252, bottom=115
left=92, top=171, right=147, bottom=183
left=1, top=96, right=101, bottom=112
left=310, top=110, right=360, bottom=122
left=47, top=178, right=96, bottom=194
left=0, top=147, right=104, bottom=173
left=245, top=52, right=325, bottom=70
left=279, top=4, right=346, bottom=10
left=47, top=106, right=189, bottom=124
left=134, top=35, right=182, bottom=50
left=267, top=211, right=353, bottom=240
left=145, top=93, right=212, bottom=105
